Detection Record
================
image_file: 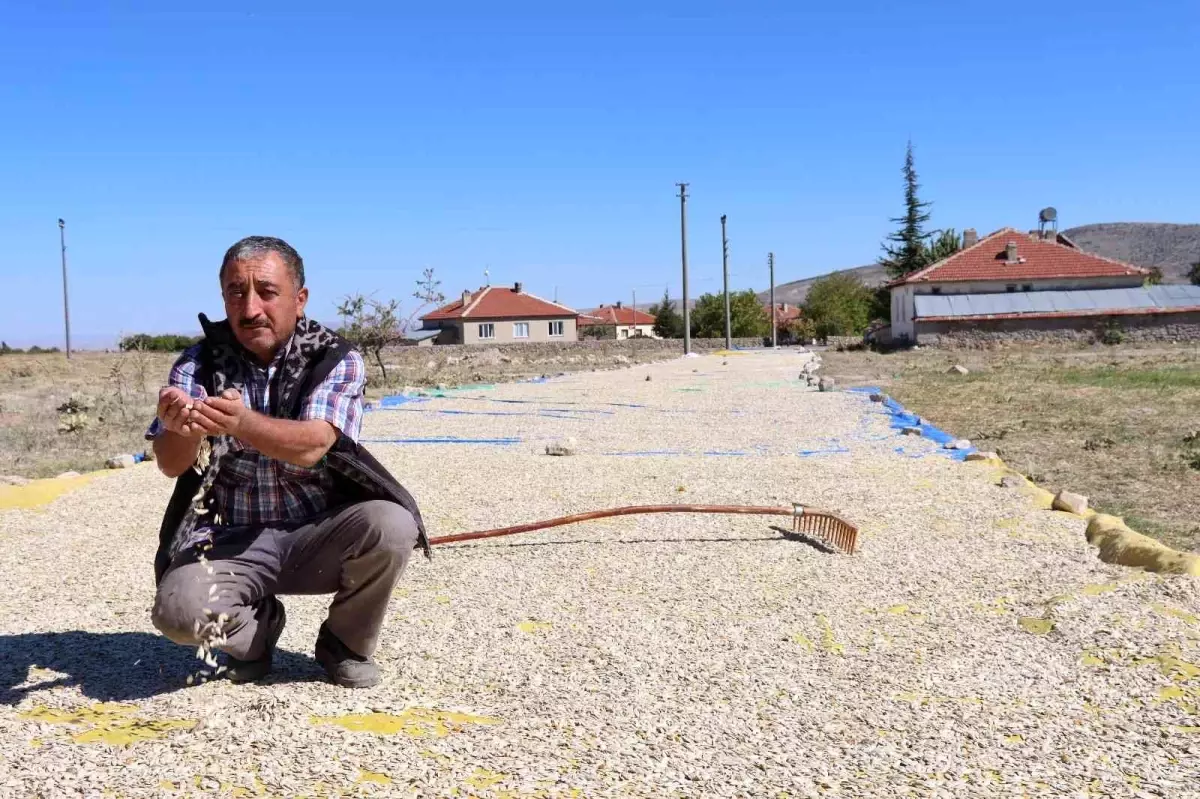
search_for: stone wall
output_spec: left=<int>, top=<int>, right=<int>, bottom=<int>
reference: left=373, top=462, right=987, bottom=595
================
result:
left=916, top=312, right=1200, bottom=348
left=375, top=337, right=767, bottom=388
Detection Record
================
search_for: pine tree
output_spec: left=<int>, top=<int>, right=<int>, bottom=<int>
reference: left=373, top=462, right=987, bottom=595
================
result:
left=879, top=141, right=933, bottom=280
left=649, top=288, right=684, bottom=338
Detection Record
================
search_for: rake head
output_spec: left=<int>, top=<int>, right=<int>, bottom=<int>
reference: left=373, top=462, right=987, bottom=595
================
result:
left=784, top=504, right=859, bottom=555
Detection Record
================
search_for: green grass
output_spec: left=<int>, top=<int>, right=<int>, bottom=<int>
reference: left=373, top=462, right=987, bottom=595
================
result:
left=1055, top=366, right=1200, bottom=389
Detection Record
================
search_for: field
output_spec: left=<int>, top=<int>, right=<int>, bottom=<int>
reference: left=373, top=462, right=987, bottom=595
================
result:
left=0, top=342, right=689, bottom=480
left=2, top=349, right=1198, bottom=796
left=822, top=341, right=1200, bottom=553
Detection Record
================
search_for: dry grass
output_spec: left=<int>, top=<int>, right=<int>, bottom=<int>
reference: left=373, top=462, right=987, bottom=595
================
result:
left=0, top=351, right=174, bottom=478
left=822, top=341, right=1200, bottom=552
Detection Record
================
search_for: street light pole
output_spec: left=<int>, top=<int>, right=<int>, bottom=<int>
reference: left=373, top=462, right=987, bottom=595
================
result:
left=58, top=218, right=72, bottom=359
left=676, top=183, right=691, bottom=355
left=721, top=214, right=731, bottom=350
left=769, top=252, right=777, bottom=348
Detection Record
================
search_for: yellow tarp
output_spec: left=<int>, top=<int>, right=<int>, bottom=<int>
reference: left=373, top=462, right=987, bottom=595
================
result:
left=1086, top=514, right=1200, bottom=577
left=0, top=472, right=101, bottom=511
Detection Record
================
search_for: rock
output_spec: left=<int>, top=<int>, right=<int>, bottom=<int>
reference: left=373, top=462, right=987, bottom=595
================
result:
left=56, top=394, right=94, bottom=414
left=105, top=454, right=136, bottom=469
left=945, top=439, right=972, bottom=450
left=1052, top=490, right=1089, bottom=515
left=0, top=475, right=31, bottom=486
left=1000, top=475, right=1024, bottom=489
left=499, top=355, right=513, bottom=364
left=900, top=427, right=922, bottom=437
left=645, top=375, right=652, bottom=381
left=818, top=377, right=835, bottom=392
left=869, top=392, right=886, bottom=403
left=55, top=471, right=81, bottom=479
left=947, top=365, right=969, bottom=376
left=545, top=437, right=578, bottom=456
left=613, top=355, right=631, bottom=365
left=966, top=451, right=1000, bottom=462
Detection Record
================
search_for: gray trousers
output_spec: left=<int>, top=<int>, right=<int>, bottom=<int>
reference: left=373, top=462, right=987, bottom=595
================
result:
left=151, top=499, right=419, bottom=661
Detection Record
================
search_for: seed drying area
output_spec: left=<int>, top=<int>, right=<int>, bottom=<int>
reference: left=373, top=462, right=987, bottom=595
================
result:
left=1, top=349, right=1198, bottom=797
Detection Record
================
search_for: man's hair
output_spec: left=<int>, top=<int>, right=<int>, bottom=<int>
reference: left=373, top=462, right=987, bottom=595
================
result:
left=219, top=236, right=305, bottom=290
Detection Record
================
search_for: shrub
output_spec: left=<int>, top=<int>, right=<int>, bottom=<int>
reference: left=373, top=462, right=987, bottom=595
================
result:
left=119, top=333, right=201, bottom=352
left=1099, top=320, right=1124, bottom=346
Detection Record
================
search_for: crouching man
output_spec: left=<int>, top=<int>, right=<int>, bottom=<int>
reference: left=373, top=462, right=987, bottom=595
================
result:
left=147, top=235, right=429, bottom=688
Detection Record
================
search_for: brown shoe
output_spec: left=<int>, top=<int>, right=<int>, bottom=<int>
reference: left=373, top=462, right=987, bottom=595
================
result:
left=226, top=598, right=286, bottom=684
left=314, top=622, right=380, bottom=689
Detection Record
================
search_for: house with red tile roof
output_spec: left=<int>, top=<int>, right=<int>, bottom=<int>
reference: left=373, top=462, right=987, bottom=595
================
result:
left=578, top=302, right=659, bottom=339
left=766, top=302, right=802, bottom=327
left=887, top=226, right=1165, bottom=343
left=418, top=283, right=580, bottom=344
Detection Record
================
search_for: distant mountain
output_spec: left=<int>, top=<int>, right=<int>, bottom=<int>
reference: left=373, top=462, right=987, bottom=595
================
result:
left=756, top=263, right=888, bottom=306
left=754, top=222, right=1200, bottom=306
left=1061, top=223, right=1200, bottom=282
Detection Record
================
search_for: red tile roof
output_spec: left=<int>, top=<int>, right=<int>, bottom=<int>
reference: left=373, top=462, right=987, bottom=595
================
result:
left=768, top=303, right=802, bottom=325
left=580, top=305, right=656, bottom=326
left=891, top=228, right=1150, bottom=286
left=422, top=286, right=578, bottom=321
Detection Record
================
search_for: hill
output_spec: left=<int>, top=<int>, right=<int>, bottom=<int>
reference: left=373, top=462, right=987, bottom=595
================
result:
left=1061, top=223, right=1200, bottom=282
left=757, top=222, right=1200, bottom=305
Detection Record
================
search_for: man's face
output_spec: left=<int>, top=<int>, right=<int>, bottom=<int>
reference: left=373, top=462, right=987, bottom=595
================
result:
left=221, top=252, right=309, bottom=363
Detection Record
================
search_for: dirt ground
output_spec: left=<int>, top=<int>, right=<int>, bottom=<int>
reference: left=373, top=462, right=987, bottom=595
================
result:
left=822, top=341, right=1200, bottom=553
left=0, top=351, right=173, bottom=479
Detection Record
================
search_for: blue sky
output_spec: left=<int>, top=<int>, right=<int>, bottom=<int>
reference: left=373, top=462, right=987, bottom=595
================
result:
left=2, top=1, right=1197, bottom=348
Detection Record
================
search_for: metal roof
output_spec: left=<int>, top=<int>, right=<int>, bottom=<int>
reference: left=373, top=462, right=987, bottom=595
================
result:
left=914, top=285, right=1200, bottom=319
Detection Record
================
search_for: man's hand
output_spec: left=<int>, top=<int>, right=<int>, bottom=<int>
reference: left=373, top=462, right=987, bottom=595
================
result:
left=157, top=387, right=206, bottom=440
left=188, top=389, right=248, bottom=437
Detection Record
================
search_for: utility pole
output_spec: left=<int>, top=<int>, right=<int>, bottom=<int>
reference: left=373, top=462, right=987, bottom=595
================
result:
left=768, top=252, right=777, bottom=348
left=58, top=218, right=72, bottom=359
left=676, top=183, right=691, bottom=355
left=632, top=288, right=637, bottom=337
left=721, top=214, right=731, bottom=350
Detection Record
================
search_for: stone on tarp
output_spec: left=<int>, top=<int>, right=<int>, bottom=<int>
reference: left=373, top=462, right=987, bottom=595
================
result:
left=900, top=427, right=922, bottom=437
left=1051, top=490, right=1089, bottom=515
left=944, top=439, right=972, bottom=450
left=966, top=451, right=1000, bottom=462
left=947, top=365, right=969, bottom=375
left=869, top=392, right=886, bottom=403
left=105, top=454, right=137, bottom=470
left=818, top=377, right=835, bottom=392
left=545, top=437, right=578, bottom=456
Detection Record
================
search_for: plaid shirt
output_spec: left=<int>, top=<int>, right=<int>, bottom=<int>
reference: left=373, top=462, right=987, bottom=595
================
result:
left=146, top=340, right=366, bottom=529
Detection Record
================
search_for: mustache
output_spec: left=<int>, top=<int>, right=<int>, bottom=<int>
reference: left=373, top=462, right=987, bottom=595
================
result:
left=238, top=319, right=271, bottom=329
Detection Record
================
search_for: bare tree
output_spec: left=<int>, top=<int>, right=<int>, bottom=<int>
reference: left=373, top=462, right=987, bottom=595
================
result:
left=337, top=268, right=446, bottom=385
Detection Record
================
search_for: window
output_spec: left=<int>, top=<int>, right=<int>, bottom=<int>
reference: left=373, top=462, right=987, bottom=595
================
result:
left=1022, top=284, right=1033, bottom=291
left=513, top=322, right=529, bottom=338
left=1006, top=284, right=1017, bottom=293
left=478, top=323, right=495, bottom=339
left=548, top=320, right=564, bottom=337
left=931, top=287, right=942, bottom=294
